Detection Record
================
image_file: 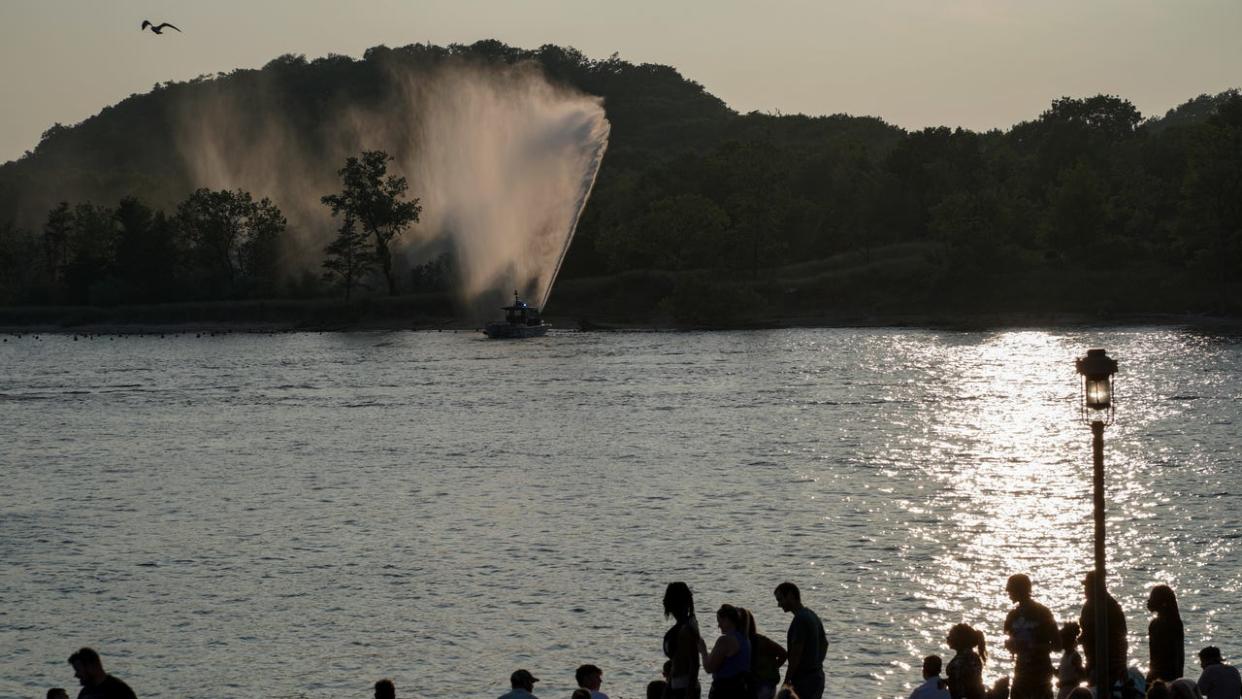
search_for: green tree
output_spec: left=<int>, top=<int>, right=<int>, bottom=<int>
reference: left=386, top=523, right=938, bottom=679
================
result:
left=321, top=150, right=421, bottom=296
left=42, top=202, right=72, bottom=289
left=321, top=214, right=373, bottom=300
left=175, top=188, right=286, bottom=298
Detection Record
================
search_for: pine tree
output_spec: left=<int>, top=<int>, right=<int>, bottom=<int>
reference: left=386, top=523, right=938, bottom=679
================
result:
left=321, top=214, right=374, bottom=301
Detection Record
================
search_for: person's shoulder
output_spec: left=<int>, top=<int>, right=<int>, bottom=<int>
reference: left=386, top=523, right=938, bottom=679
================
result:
left=101, top=675, right=137, bottom=699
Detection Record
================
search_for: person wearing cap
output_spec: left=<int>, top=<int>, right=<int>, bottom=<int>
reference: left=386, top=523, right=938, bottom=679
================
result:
left=1196, top=647, right=1241, bottom=699
left=1003, top=574, right=1060, bottom=699
left=500, top=669, right=540, bottom=699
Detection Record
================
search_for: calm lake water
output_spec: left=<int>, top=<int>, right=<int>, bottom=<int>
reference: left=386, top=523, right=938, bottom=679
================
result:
left=2, top=328, right=1240, bottom=699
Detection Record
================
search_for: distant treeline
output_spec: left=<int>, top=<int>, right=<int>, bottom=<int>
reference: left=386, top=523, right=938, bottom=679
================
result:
left=1, top=40, right=1240, bottom=317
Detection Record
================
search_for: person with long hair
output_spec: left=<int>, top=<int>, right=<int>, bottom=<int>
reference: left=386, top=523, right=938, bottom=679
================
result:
left=741, top=607, right=788, bottom=699
left=1145, top=585, right=1184, bottom=683
left=698, top=604, right=753, bottom=699
left=946, top=623, right=988, bottom=699
left=663, top=582, right=702, bottom=699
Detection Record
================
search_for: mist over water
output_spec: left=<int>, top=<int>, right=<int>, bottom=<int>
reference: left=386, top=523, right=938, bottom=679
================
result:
left=173, top=60, right=609, bottom=307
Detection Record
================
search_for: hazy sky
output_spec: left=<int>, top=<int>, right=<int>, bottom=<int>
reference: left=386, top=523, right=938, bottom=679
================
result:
left=1, top=0, right=1240, bottom=163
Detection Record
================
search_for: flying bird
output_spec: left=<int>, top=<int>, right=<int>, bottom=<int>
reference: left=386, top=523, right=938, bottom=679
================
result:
left=141, top=20, right=181, bottom=35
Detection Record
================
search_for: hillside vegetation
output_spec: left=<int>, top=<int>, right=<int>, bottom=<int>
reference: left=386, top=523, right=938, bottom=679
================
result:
left=1, top=41, right=1240, bottom=325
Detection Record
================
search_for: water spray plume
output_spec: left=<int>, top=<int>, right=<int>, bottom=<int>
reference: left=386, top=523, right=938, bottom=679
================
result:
left=172, top=57, right=610, bottom=311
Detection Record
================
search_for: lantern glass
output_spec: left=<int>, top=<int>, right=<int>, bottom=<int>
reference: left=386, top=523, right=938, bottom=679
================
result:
left=1084, top=377, right=1112, bottom=411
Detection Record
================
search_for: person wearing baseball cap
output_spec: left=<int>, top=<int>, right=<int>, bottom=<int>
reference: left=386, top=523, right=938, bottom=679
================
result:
left=500, top=669, right=540, bottom=699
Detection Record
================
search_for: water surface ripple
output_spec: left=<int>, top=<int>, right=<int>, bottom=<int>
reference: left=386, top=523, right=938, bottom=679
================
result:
left=2, top=328, right=1239, bottom=699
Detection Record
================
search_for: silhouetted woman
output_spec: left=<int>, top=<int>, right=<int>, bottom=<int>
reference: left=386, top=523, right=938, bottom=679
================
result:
left=946, top=623, right=988, bottom=699
left=741, top=607, right=787, bottom=699
left=698, top=604, right=752, bottom=699
left=1146, top=585, right=1185, bottom=683
left=663, top=582, right=702, bottom=699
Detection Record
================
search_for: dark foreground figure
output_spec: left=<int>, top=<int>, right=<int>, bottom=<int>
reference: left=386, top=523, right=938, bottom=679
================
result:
left=775, top=581, right=827, bottom=699
left=1003, top=574, right=1060, bottom=699
left=68, top=647, right=136, bottom=699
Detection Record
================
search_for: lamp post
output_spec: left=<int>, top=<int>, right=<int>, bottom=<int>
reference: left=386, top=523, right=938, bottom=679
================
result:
left=1076, top=348, right=1118, bottom=696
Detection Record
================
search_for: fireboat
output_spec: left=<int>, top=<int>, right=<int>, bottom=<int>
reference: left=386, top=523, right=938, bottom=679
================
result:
left=483, top=292, right=549, bottom=339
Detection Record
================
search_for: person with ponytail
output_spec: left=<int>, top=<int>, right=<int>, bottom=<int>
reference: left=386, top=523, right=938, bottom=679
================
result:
left=946, top=623, right=989, bottom=699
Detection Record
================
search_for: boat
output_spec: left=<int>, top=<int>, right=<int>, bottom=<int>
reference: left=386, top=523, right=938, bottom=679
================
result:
left=483, top=292, right=549, bottom=339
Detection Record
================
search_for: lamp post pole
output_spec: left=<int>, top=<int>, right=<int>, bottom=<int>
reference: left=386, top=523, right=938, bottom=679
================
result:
left=1091, top=419, right=1109, bottom=697
left=1076, top=348, right=1118, bottom=698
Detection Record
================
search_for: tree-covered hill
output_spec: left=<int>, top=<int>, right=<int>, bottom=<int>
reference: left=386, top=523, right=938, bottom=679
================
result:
left=1, top=40, right=1240, bottom=323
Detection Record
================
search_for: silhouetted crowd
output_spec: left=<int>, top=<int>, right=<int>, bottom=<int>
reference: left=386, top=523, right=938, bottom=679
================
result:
left=48, top=579, right=1239, bottom=699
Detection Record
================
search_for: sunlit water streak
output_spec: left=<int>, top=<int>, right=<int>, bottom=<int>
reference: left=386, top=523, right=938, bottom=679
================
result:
left=1, top=328, right=1239, bottom=699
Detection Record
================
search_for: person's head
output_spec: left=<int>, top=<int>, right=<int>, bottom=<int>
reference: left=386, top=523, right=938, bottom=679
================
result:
left=647, top=680, right=668, bottom=699
left=1199, top=647, right=1223, bottom=668
left=576, top=664, right=603, bottom=691
left=775, top=687, right=801, bottom=699
left=1147, top=585, right=1181, bottom=619
left=375, top=678, right=396, bottom=699
left=511, top=669, right=539, bottom=692
left=572, top=689, right=592, bottom=699
left=946, top=623, right=988, bottom=663
left=1147, top=680, right=1173, bottom=699
left=664, top=582, right=695, bottom=622
left=739, top=607, right=757, bottom=641
left=1058, top=621, right=1081, bottom=652
left=1068, top=688, right=1094, bottom=699
left=774, top=582, right=802, bottom=612
left=1082, top=572, right=1109, bottom=600
left=67, top=648, right=105, bottom=688
left=1170, top=678, right=1205, bottom=699
left=990, top=676, right=1010, bottom=699
left=716, top=604, right=743, bottom=633
left=923, top=655, right=943, bottom=679
left=1006, top=574, right=1032, bottom=603
left=46, top=689, right=68, bottom=699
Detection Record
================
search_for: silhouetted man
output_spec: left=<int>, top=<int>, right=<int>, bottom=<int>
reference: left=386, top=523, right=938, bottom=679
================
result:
left=1003, top=574, right=1060, bottom=699
left=775, top=581, right=828, bottom=699
left=68, top=647, right=137, bottom=699
left=500, top=669, right=540, bottom=699
left=1196, top=647, right=1241, bottom=699
left=576, top=664, right=609, bottom=699
left=909, top=656, right=951, bottom=699
left=1078, top=572, right=1128, bottom=688
left=375, top=678, right=396, bottom=699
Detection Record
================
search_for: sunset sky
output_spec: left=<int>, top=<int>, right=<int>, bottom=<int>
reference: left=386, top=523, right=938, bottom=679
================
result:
left=1, top=0, right=1239, bottom=163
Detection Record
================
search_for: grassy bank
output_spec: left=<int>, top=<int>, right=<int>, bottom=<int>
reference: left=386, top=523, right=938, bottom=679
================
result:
left=4, top=245, right=1241, bottom=333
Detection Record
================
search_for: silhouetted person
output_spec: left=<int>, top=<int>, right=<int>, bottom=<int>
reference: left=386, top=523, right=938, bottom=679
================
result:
left=48, top=689, right=69, bottom=699
left=573, top=690, right=593, bottom=699
left=1146, top=586, right=1185, bottom=683
left=576, top=664, right=609, bottom=699
left=140, top=20, right=180, bottom=34
left=375, top=678, right=396, bottom=699
left=698, top=604, right=752, bottom=699
left=910, top=656, right=951, bottom=699
left=1079, top=572, right=1128, bottom=688
left=1171, top=679, right=1206, bottom=699
left=1003, top=574, right=1060, bottom=699
left=946, top=623, right=988, bottom=699
left=1056, top=622, right=1086, bottom=699
left=741, top=607, right=788, bottom=699
left=774, top=581, right=827, bottom=699
left=1147, top=681, right=1173, bottom=699
left=663, top=582, right=702, bottom=699
left=500, top=670, right=540, bottom=699
left=1196, top=648, right=1241, bottom=699
left=649, top=681, right=670, bottom=699
left=67, top=647, right=136, bottom=699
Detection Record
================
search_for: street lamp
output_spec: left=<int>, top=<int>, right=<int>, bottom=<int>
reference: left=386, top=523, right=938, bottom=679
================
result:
left=1076, top=348, right=1118, bottom=696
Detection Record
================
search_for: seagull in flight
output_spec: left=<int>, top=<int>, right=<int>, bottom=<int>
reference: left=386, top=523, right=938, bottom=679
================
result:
left=141, top=20, right=181, bottom=35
